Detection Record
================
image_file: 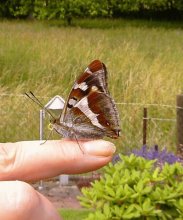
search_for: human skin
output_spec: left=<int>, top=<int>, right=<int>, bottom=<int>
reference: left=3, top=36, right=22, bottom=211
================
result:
left=0, top=139, right=116, bottom=220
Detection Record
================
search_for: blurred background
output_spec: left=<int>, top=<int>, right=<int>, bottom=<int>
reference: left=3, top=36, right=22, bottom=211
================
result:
left=0, top=0, right=183, bottom=152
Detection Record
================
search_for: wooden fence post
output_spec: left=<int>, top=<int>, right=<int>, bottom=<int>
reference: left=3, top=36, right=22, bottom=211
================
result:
left=143, top=107, right=147, bottom=145
left=176, top=94, right=183, bottom=159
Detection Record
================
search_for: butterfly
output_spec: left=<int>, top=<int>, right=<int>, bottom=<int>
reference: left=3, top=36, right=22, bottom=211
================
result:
left=26, top=60, right=121, bottom=140
left=52, top=60, right=120, bottom=140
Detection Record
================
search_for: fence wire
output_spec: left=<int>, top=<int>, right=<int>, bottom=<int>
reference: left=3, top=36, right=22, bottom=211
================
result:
left=0, top=94, right=178, bottom=152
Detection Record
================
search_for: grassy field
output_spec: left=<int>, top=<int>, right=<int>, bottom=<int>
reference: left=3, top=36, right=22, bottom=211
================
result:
left=0, top=19, right=183, bottom=151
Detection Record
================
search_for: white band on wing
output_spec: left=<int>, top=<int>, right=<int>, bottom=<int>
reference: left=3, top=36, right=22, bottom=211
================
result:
left=75, top=97, right=104, bottom=129
left=74, top=82, right=88, bottom=91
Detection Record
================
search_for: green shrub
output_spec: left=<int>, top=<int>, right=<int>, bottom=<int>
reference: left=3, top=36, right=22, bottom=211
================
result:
left=79, top=154, right=183, bottom=219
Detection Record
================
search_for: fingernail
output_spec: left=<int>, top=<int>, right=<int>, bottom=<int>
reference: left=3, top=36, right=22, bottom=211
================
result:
left=83, top=140, right=116, bottom=156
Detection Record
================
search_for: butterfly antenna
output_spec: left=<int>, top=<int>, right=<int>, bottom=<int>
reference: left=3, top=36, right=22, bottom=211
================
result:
left=25, top=91, right=55, bottom=119
left=25, top=92, right=43, bottom=108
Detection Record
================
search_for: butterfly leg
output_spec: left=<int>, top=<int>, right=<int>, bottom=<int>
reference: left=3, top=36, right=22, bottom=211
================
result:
left=40, top=124, right=54, bottom=145
left=73, top=133, right=85, bottom=154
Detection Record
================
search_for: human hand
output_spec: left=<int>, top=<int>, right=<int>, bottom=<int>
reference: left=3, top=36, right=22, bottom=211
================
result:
left=0, top=139, right=116, bottom=220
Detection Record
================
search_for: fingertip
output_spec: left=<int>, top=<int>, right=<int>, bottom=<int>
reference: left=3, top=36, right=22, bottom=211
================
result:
left=82, top=140, right=116, bottom=156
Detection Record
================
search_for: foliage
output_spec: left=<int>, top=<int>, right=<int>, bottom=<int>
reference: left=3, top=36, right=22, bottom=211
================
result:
left=0, top=0, right=110, bottom=24
left=58, top=208, right=91, bottom=220
left=0, top=0, right=183, bottom=23
left=79, top=154, right=183, bottom=219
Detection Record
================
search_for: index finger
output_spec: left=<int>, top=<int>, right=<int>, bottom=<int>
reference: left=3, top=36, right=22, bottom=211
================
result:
left=0, top=139, right=116, bottom=181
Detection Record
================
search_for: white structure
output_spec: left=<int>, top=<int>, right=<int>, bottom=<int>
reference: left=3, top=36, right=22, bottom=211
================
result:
left=39, top=95, right=69, bottom=189
left=39, top=95, right=65, bottom=143
left=44, top=95, right=65, bottom=111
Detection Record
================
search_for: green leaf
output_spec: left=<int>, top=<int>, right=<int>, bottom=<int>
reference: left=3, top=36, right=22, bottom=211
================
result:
left=152, top=167, right=160, bottom=179
left=105, top=185, right=115, bottom=197
left=103, top=203, right=111, bottom=217
left=122, top=204, right=141, bottom=219
left=142, top=198, right=154, bottom=214
left=134, top=180, right=144, bottom=193
left=113, top=205, right=125, bottom=217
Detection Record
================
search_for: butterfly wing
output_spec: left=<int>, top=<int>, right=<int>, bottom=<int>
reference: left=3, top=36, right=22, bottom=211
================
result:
left=60, top=60, right=109, bottom=122
left=56, top=60, right=120, bottom=139
left=69, top=91, right=120, bottom=139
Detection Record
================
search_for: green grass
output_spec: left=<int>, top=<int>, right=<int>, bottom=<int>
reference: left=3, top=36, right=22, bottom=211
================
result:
left=58, top=208, right=90, bottom=220
left=48, top=18, right=183, bottom=29
left=0, top=19, right=183, bottom=150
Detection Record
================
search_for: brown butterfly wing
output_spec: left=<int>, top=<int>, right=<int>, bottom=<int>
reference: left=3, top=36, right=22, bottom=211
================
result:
left=56, top=60, right=120, bottom=139
left=61, top=60, right=120, bottom=138
left=64, top=106, right=106, bottom=139
left=60, top=60, right=108, bottom=122
left=66, top=91, right=120, bottom=139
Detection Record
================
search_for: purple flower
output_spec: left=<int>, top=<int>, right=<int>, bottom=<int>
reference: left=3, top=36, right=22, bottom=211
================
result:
left=112, top=145, right=181, bottom=165
left=132, top=145, right=180, bottom=164
left=112, top=154, right=121, bottom=164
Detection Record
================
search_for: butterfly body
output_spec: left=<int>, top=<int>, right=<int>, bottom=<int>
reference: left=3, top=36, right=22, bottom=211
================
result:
left=52, top=60, right=121, bottom=140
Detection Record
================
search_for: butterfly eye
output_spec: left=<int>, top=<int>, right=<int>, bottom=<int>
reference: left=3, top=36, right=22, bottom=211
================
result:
left=50, top=118, right=55, bottom=122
